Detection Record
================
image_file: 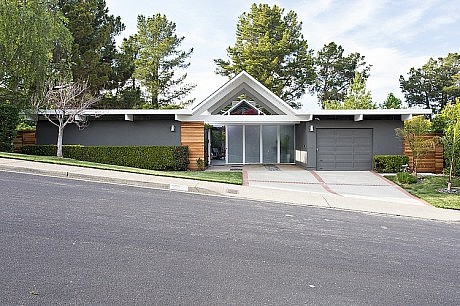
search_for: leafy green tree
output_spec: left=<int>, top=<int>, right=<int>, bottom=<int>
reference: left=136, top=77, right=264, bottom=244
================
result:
left=436, top=100, right=460, bottom=189
left=323, top=72, right=374, bottom=109
left=313, top=42, right=371, bottom=108
left=0, top=0, right=72, bottom=108
left=399, top=53, right=460, bottom=113
left=380, top=93, right=402, bottom=109
left=0, top=102, right=19, bottom=152
left=215, top=3, right=315, bottom=108
left=133, top=14, right=195, bottom=109
left=395, top=116, right=435, bottom=176
left=58, top=0, right=125, bottom=93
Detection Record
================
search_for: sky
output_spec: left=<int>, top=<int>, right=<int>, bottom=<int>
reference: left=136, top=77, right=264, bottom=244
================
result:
left=105, top=0, right=460, bottom=110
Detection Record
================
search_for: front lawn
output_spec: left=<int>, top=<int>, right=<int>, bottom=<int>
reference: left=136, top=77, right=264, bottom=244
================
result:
left=385, top=175, right=460, bottom=210
left=0, top=152, right=243, bottom=185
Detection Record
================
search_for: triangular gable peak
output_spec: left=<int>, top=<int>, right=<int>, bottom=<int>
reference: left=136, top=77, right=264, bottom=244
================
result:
left=189, top=71, right=297, bottom=117
left=223, top=99, right=266, bottom=115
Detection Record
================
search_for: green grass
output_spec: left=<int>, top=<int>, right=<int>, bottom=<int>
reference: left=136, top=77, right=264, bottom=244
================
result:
left=385, top=174, right=460, bottom=210
left=0, top=152, right=243, bottom=185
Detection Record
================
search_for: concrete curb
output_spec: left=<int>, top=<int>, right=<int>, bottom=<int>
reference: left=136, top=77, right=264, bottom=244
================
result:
left=1, top=160, right=460, bottom=223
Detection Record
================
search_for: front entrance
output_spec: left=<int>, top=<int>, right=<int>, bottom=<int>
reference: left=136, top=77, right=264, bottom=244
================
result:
left=226, top=124, right=295, bottom=164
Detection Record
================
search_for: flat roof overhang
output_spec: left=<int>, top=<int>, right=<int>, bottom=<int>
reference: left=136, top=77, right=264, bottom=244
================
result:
left=176, top=114, right=300, bottom=125
left=295, top=109, right=432, bottom=121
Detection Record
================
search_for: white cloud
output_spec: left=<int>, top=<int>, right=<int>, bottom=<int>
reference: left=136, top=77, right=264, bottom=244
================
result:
left=105, top=0, right=459, bottom=108
left=362, top=47, right=429, bottom=103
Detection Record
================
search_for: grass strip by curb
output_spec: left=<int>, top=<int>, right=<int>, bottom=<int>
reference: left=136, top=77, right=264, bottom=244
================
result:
left=0, top=152, right=243, bottom=185
left=384, top=175, right=460, bottom=210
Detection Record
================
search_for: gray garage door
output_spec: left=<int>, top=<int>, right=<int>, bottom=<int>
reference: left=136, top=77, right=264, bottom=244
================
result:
left=317, top=129, right=373, bottom=170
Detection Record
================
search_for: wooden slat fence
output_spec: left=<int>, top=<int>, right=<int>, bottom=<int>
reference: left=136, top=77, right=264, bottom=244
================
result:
left=404, top=134, right=443, bottom=174
left=13, top=131, right=36, bottom=152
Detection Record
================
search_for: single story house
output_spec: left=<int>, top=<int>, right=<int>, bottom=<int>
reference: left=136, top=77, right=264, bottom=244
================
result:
left=36, top=71, right=431, bottom=170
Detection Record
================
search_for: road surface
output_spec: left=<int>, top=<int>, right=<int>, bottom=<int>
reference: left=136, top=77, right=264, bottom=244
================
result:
left=0, top=171, right=459, bottom=305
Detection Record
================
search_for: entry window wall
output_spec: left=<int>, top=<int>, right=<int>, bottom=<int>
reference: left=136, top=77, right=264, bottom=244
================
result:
left=227, top=125, right=243, bottom=163
left=226, top=124, right=295, bottom=164
left=280, top=125, right=295, bottom=163
left=262, top=125, right=278, bottom=163
left=245, top=125, right=260, bottom=163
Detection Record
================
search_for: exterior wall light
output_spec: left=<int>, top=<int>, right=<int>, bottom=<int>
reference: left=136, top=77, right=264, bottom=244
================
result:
left=309, top=125, right=314, bottom=132
left=170, top=124, right=176, bottom=132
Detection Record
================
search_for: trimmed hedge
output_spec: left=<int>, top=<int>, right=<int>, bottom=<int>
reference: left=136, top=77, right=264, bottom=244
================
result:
left=373, top=155, right=409, bottom=173
left=21, top=145, right=189, bottom=171
left=0, top=103, right=19, bottom=152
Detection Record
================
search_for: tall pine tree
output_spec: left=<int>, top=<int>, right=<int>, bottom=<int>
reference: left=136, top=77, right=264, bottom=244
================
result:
left=399, top=53, right=460, bottom=113
left=313, top=42, right=370, bottom=108
left=215, top=4, right=315, bottom=109
left=133, top=14, right=195, bottom=109
left=323, top=72, right=374, bottom=109
left=58, top=0, right=125, bottom=94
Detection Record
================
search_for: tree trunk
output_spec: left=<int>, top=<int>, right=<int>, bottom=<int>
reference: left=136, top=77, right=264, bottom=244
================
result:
left=448, top=156, right=453, bottom=191
left=57, top=126, right=64, bottom=158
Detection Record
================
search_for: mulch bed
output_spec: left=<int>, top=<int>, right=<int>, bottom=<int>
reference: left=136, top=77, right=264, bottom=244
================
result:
left=437, top=188, right=460, bottom=194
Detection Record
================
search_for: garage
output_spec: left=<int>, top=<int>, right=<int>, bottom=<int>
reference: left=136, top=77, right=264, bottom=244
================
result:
left=316, top=128, right=373, bottom=170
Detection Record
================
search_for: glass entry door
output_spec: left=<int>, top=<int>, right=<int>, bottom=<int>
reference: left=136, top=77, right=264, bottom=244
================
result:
left=262, top=125, right=278, bottom=163
left=245, top=125, right=260, bottom=163
left=227, top=125, right=243, bottom=163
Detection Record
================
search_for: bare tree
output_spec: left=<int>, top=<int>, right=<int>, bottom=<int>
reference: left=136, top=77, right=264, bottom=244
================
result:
left=38, top=81, right=101, bottom=157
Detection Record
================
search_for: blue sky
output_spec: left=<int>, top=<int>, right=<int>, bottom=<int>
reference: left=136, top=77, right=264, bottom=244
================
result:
left=105, top=0, right=460, bottom=110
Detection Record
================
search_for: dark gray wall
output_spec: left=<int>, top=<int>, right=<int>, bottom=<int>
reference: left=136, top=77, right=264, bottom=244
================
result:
left=295, top=119, right=403, bottom=169
left=37, top=119, right=181, bottom=146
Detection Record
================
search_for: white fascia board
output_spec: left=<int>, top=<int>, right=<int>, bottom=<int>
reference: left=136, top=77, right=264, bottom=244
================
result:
left=243, top=72, right=297, bottom=116
left=38, top=109, right=192, bottom=116
left=295, top=109, right=432, bottom=116
left=176, top=114, right=299, bottom=124
left=190, top=74, right=245, bottom=114
left=190, top=71, right=298, bottom=117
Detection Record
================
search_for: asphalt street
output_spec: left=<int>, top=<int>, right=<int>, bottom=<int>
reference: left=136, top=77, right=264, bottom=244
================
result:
left=0, top=171, right=459, bottom=305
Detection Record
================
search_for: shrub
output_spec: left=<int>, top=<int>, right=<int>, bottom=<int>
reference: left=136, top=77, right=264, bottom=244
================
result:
left=396, top=172, right=418, bottom=184
left=21, top=145, right=189, bottom=171
left=0, top=103, right=20, bottom=152
left=196, top=157, right=205, bottom=171
left=373, top=155, right=409, bottom=173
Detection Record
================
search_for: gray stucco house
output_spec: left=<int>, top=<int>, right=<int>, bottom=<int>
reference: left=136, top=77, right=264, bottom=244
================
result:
left=37, top=71, right=431, bottom=170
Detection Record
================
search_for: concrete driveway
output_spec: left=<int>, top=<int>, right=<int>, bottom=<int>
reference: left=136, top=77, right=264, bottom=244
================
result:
left=244, top=165, right=424, bottom=205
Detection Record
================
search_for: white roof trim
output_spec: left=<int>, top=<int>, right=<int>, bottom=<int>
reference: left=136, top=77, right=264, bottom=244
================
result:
left=37, top=109, right=192, bottom=116
left=295, top=109, right=432, bottom=116
left=189, top=71, right=297, bottom=117
left=176, top=114, right=299, bottom=124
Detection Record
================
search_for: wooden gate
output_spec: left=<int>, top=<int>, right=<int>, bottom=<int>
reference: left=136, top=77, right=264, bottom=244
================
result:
left=181, top=122, right=205, bottom=170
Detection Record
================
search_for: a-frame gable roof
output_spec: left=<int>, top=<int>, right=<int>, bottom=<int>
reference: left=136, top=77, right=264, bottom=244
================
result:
left=190, top=71, right=297, bottom=117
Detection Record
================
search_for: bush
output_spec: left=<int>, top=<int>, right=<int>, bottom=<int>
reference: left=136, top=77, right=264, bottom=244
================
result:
left=21, top=145, right=189, bottom=171
left=0, top=103, right=20, bottom=152
left=396, top=172, right=418, bottom=184
left=373, top=155, right=409, bottom=173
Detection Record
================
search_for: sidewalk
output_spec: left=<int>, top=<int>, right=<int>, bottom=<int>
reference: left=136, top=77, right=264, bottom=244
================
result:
left=1, top=157, right=459, bottom=222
